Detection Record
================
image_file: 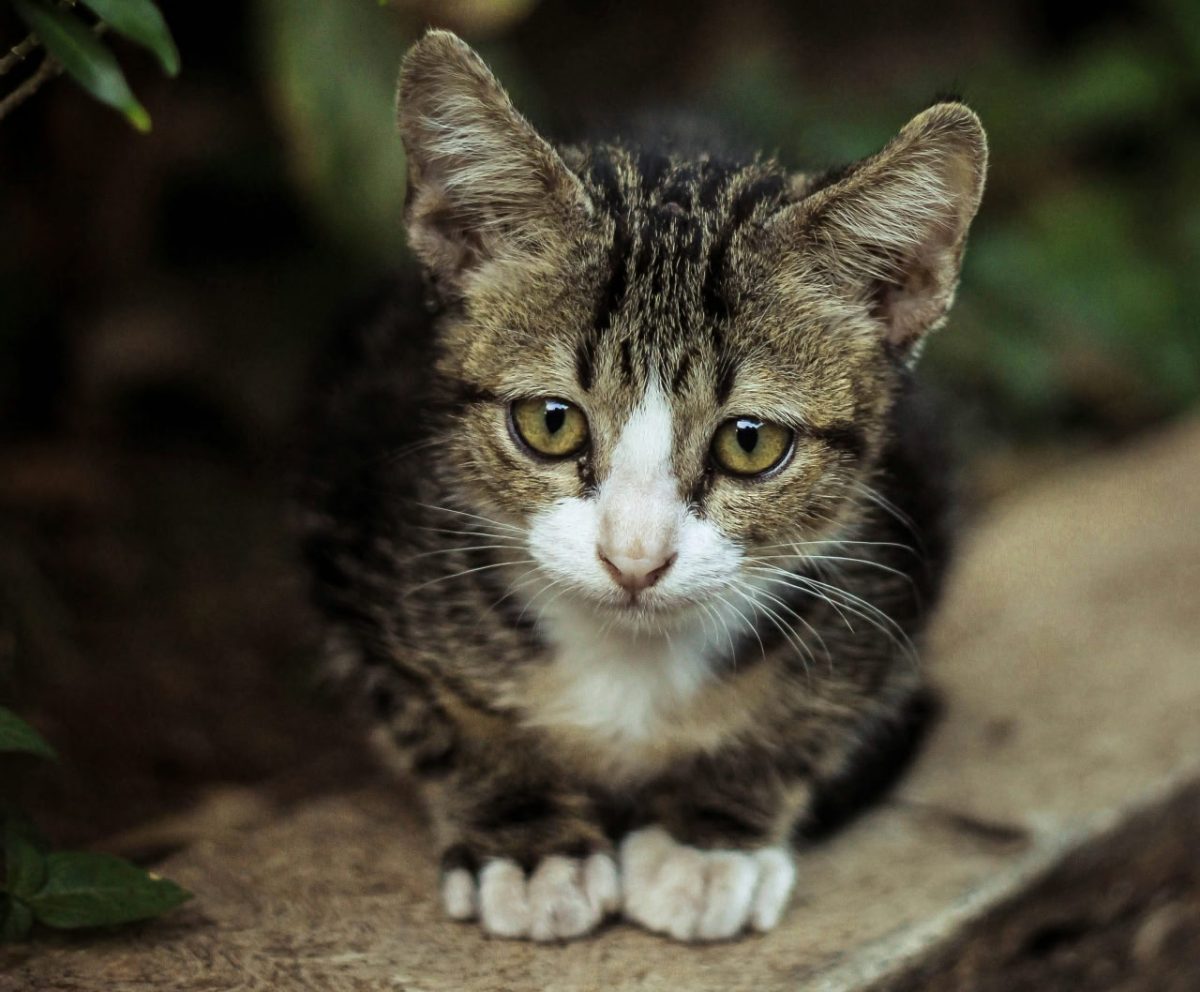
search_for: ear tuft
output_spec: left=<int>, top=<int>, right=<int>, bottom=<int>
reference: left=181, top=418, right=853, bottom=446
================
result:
left=397, top=30, right=591, bottom=296
left=777, top=101, right=987, bottom=357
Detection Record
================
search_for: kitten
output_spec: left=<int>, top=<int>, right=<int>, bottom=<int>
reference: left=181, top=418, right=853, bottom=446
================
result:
left=299, top=30, right=986, bottom=942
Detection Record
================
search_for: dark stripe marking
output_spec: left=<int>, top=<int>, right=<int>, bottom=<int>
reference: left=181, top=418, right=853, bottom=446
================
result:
left=440, top=843, right=479, bottom=876
left=619, top=339, right=634, bottom=385
left=807, top=421, right=866, bottom=460
left=702, top=174, right=788, bottom=321
left=413, top=743, right=457, bottom=777
left=575, top=336, right=595, bottom=391
left=472, top=790, right=559, bottom=832
left=686, top=803, right=770, bottom=843
left=671, top=351, right=692, bottom=394
left=714, top=354, right=738, bottom=406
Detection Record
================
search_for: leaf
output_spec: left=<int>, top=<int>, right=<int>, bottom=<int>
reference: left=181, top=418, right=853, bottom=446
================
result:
left=78, top=0, right=179, bottom=76
left=26, top=852, right=191, bottom=929
left=0, top=706, right=56, bottom=760
left=1, top=896, right=34, bottom=942
left=11, top=0, right=151, bottom=132
left=3, top=811, right=48, bottom=898
left=258, top=0, right=410, bottom=259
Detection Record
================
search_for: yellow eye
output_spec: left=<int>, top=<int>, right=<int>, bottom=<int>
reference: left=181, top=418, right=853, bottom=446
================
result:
left=510, top=397, right=590, bottom=458
left=711, top=418, right=793, bottom=477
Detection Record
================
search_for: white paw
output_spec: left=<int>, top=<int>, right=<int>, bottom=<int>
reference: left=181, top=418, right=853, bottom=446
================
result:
left=439, top=853, right=620, bottom=941
left=620, top=826, right=796, bottom=941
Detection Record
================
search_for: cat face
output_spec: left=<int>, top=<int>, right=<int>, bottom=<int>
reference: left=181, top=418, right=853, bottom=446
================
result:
left=425, top=159, right=886, bottom=624
left=398, top=32, right=986, bottom=628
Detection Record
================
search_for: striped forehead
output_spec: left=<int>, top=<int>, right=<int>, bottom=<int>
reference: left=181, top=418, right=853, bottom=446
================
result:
left=572, top=143, right=789, bottom=402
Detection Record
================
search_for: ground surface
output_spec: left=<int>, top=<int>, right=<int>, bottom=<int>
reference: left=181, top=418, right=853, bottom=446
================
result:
left=3, top=419, right=1200, bottom=990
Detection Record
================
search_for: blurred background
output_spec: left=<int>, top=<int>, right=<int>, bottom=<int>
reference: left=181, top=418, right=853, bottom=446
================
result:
left=1, top=0, right=1197, bottom=853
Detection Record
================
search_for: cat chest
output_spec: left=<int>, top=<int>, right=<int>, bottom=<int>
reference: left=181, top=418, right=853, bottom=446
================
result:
left=510, top=633, right=773, bottom=782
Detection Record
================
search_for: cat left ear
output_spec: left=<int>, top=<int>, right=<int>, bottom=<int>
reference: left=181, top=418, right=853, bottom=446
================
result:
left=771, top=102, right=987, bottom=358
left=397, top=31, right=592, bottom=298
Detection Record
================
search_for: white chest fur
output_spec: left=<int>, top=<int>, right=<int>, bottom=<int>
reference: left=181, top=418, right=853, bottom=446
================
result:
left=510, top=599, right=750, bottom=779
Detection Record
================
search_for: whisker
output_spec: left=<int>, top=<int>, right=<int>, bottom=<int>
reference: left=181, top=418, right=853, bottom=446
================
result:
left=406, top=544, right=529, bottom=561
left=742, top=580, right=830, bottom=666
left=745, top=565, right=857, bottom=631
left=709, top=593, right=747, bottom=665
left=415, top=525, right=527, bottom=544
left=732, top=585, right=811, bottom=676
left=484, top=564, right=545, bottom=613
left=404, top=559, right=537, bottom=596
left=528, top=578, right=572, bottom=628
left=414, top=502, right=525, bottom=534
left=746, top=553, right=912, bottom=583
left=750, top=538, right=914, bottom=555
left=769, top=569, right=917, bottom=663
left=719, top=589, right=767, bottom=667
left=854, top=481, right=927, bottom=555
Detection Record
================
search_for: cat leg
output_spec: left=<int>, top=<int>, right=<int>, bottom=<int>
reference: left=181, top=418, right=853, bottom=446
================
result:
left=362, top=658, right=618, bottom=941
left=620, top=762, right=808, bottom=941
left=431, top=778, right=620, bottom=941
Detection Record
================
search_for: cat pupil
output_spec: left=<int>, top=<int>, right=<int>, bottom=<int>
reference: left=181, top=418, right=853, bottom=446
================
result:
left=545, top=404, right=566, bottom=434
left=736, top=422, right=759, bottom=453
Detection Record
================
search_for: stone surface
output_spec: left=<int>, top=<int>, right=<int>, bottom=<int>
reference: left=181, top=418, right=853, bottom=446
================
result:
left=5, top=419, right=1200, bottom=991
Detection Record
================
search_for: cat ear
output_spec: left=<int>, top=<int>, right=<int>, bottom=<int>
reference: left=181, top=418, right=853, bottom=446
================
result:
left=770, top=102, right=987, bottom=358
left=397, top=30, right=592, bottom=297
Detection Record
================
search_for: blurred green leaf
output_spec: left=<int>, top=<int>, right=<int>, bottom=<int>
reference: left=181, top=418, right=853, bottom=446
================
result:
left=258, top=0, right=411, bottom=260
left=0, top=706, right=56, bottom=760
left=1046, top=40, right=1167, bottom=134
left=11, top=0, right=151, bottom=131
left=1154, top=0, right=1200, bottom=69
left=4, top=811, right=49, bottom=897
left=79, top=0, right=180, bottom=77
left=25, top=852, right=191, bottom=929
left=1, top=897, right=33, bottom=942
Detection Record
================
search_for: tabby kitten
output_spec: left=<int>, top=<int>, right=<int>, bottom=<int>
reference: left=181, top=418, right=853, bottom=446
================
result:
left=300, top=30, right=986, bottom=942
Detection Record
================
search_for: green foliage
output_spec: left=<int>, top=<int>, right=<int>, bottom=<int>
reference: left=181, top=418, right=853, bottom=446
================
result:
left=4, top=810, right=49, bottom=896
left=257, top=0, right=411, bottom=259
left=0, top=707, right=191, bottom=942
left=0, top=705, right=56, bottom=760
left=7, top=0, right=178, bottom=130
left=77, top=0, right=179, bottom=76
left=22, top=852, right=191, bottom=929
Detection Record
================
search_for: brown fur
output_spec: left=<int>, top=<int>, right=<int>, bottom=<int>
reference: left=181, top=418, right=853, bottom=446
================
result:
left=300, top=29, right=986, bottom=928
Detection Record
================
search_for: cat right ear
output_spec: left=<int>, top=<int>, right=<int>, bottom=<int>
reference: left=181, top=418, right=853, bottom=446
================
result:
left=765, top=102, right=987, bottom=361
left=397, top=31, right=592, bottom=299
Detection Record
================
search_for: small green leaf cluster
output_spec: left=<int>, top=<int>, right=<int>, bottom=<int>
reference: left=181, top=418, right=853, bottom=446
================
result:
left=7, top=0, right=178, bottom=131
left=0, top=706, right=191, bottom=941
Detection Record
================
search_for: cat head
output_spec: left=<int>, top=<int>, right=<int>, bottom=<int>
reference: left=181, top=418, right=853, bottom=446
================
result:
left=397, top=31, right=986, bottom=627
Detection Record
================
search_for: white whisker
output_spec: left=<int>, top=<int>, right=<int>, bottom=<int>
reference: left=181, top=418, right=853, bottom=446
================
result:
left=404, top=559, right=538, bottom=596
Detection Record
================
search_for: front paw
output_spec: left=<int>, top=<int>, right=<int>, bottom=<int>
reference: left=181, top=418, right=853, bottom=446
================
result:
left=619, top=826, right=796, bottom=941
left=441, top=851, right=620, bottom=942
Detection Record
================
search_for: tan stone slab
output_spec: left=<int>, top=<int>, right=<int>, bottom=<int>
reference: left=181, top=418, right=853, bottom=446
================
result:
left=5, top=419, right=1200, bottom=991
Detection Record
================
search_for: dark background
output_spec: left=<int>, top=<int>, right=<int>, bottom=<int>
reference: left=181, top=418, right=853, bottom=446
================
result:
left=1, top=0, right=1197, bottom=849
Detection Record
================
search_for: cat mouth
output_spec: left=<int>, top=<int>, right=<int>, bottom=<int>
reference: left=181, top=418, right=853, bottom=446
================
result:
left=596, top=588, right=697, bottom=622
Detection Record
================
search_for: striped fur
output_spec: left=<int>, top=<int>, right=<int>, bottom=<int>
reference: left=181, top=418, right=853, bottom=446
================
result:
left=299, top=30, right=986, bottom=942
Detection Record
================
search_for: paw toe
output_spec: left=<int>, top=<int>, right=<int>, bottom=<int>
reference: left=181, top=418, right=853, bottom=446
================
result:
left=528, top=856, right=596, bottom=942
left=750, top=847, right=796, bottom=932
left=478, top=859, right=530, bottom=938
left=583, top=851, right=621, bottom=915
left=696, top=852, right=757, bottom=941
left=441, top=867, right=477, bottom=921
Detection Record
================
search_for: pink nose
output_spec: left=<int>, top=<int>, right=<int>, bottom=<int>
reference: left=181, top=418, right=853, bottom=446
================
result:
left=598, top=549, right=676, bottom=593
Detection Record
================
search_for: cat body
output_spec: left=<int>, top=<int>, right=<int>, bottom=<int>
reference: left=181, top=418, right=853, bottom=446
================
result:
left=300, top=31, right=986, bottom=942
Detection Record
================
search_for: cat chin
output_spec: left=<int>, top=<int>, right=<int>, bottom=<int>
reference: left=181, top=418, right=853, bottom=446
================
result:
left=577, top=591, right=713, bottom=632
